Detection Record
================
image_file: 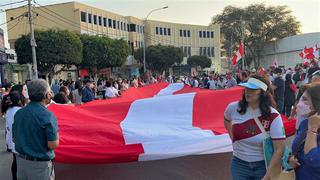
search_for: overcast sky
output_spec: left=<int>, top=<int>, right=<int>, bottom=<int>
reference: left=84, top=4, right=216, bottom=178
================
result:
left=1, top=0, right=319, bottom=48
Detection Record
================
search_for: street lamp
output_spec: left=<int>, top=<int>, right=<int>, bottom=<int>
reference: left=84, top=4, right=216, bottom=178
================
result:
left=142, top=6, right=168, bottom=73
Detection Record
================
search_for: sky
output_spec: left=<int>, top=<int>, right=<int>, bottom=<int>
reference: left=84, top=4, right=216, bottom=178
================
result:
left=0, top=0, right=319, bottom=48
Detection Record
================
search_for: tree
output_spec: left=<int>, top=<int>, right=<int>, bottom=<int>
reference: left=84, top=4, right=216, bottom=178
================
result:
left=212, top=4, right=300, bottom=68
left=80, top=34, right=130, bottom=78
left=134, top=44, right=183, bottom=73
left=15, top=29, right=83, bottom=78
left=187, top=55, right=212, bottom=69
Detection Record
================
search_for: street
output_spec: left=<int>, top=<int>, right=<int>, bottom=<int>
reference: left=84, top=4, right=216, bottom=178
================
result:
left=0, top=118, right=233, bottom=180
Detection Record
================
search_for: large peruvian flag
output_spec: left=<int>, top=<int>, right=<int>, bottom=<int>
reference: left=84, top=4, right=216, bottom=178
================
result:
left=232, top=42, right=245, bottom=65
left=48, top=83, right=296, bottom=164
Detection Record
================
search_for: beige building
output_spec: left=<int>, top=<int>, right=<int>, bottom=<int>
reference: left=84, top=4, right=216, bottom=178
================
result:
left=5, top=1, right=221, bottom=81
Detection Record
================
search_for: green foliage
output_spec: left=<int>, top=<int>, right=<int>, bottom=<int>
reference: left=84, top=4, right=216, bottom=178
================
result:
left=15, top=29, right=82, bottom=75
left=213, top=3, right=300, bottom=68
left=187, top=55, right=212, bottom=69
left=80, top=35, right=130, bottom=74
left=134, top=44, right=183, bottom=73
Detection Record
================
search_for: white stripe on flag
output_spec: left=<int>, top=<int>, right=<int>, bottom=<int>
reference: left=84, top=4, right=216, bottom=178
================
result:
left=154, top=83, right=185, bottom=97
left=120, top=92, right=232, bottom=161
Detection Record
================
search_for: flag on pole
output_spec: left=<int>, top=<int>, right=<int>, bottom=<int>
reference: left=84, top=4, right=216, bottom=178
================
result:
left=299, top=45, right=319, bottom=59
left=232, top=42, right=244, bottom=65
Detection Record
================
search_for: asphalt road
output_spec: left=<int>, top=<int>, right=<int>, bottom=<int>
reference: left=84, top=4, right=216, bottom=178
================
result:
left=0, top=118, right=232, bottom=180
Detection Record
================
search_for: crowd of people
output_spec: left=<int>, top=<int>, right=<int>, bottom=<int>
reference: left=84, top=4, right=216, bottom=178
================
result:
left=224, top=59, right=320, bottom=180
left=0, top=58, right=320, bottom=179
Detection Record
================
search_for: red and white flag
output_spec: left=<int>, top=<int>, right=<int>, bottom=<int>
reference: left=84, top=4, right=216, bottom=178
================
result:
left=299, top=45, right=319, bottom=59
left=232, top=42, right=245, bottom=65
left=48, top=83, right=296, bottom=164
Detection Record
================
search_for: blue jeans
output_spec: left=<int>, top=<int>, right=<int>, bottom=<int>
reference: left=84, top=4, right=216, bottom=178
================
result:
left=276, top=99, right=284, bottom=113
left=231, top=156, right=266, bottom=180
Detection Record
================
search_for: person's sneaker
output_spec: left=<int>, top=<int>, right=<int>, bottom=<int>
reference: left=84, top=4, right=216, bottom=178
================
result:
left=6, top=148, right=12, bottom=152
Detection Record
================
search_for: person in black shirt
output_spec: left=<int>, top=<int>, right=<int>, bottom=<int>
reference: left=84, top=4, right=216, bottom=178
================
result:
left=272, top=68, right=285, bottom=112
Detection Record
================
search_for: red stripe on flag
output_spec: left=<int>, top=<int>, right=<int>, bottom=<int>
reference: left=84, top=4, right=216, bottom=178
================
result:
left=192, top=87, right=244, bottom=134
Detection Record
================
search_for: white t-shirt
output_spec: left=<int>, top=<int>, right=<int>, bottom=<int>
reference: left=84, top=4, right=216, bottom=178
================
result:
left=224, top=101, right=286, bottom=162
left=105, top=87, right=119, bottom=98
left=208, top=80, right=216, bottom=89
left=193, top=80, right=199, bottom=87
left=5, top=106, right=21, bottom=153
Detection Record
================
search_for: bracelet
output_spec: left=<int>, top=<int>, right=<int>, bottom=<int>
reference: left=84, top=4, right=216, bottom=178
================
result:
left=307, top=130, right=318, bottom=135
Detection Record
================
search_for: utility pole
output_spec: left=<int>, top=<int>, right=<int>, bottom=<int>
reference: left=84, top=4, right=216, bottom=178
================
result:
left=28, top=0, right=38, bottom=79
left=240, top=17, right=245, bottom=70
left=142, top=6, right=168, bottom=73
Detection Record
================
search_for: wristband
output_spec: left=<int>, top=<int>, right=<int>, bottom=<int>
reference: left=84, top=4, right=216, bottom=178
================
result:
left=308, top=130, right=318, bottom=135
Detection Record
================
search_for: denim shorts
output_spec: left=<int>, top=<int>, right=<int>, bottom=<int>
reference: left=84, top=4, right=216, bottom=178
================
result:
left=231, top=156, right=266, bottom=180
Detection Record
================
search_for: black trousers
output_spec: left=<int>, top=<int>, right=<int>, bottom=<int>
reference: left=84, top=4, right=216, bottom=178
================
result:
left=12, top=153, right=17, bottom=180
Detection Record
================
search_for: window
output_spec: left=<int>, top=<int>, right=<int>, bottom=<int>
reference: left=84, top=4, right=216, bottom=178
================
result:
left=130, top=24, right=136, bottom=32
left=168, top=28, right=171, bottom=36
left=143, top=26, right=145, bottom=33
left=160, top=27, right=163, bottom=35
left=156, top=27, right=159, bottom=34
left=199, top=47, right=202, bottom=55
left=188, top=47, right=191, bottom=57
left=199, top=31, right=202, bottom=38
left=211, top=47, right=215, bottom=57
left=203, top=47, right=207, bottom=56
left=183, top=30, right=186, bottom=37
left=180, top=30, right=183, bottom=37
left=211, top=31, right=214, bottom=38
left=108, top=19, right=112, bottom=27
left=88, top=13, right=92, bottom=23
left=80, top=12, right=86, bottom=22
left=207, top=47, right=211, bottom=57
left=93, top=15, right=97, bottom=24
left=103, top=18, right=107, bottom=27
left=117, top=21, right=120, bottom=29
left=207, top=31, right=210, bottom=38
left=121, top=22, right=123, bottom=30
left=187, top=30, right=190, bottom=37
left=136, top=25, right=139, bottom=33
left=127, top=24, right=130, bottom=32
left=124, top=23, right=127, bottom=31
left=164, top=28, right=167, bottom=35
left=203, top=31, right=206, bottom=38
left=113, top=20, right=116, bottom=29
left=98, top=16, right=102, bottom=25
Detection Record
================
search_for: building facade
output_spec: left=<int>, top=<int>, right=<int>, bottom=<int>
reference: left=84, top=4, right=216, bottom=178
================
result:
left=260, top=32, right=320, bottom=68
left=5, top=1, right=221, bottom=81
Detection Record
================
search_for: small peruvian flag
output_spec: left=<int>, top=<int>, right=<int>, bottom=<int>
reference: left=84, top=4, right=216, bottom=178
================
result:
left=232, top=42, right=244, bottom=65
left=299, top=45, right=319, bottom=59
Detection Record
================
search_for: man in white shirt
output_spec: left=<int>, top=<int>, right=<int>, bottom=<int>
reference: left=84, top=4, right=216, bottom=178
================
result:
left=192, top=77, right=199, bottom=87
left=208, top=76, right=216, bottom=90
left=105, top=81, right=120, bottom=98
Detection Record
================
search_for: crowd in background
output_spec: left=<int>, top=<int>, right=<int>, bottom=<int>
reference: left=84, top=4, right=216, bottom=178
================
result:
left=0, top=57, right=319, bottom=180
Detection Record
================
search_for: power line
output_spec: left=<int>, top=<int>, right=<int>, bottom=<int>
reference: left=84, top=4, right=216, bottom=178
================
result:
left=0, top=0, right=27, bottom=8
left=0, top=12, right=26, bottom=26
left=33, top=1, right=194, bottom=45
left=32, top=2, right=212, bottom=49
left=6, top=17, right=23, bottom=32
left=33, top=1, right=134, bottom=37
